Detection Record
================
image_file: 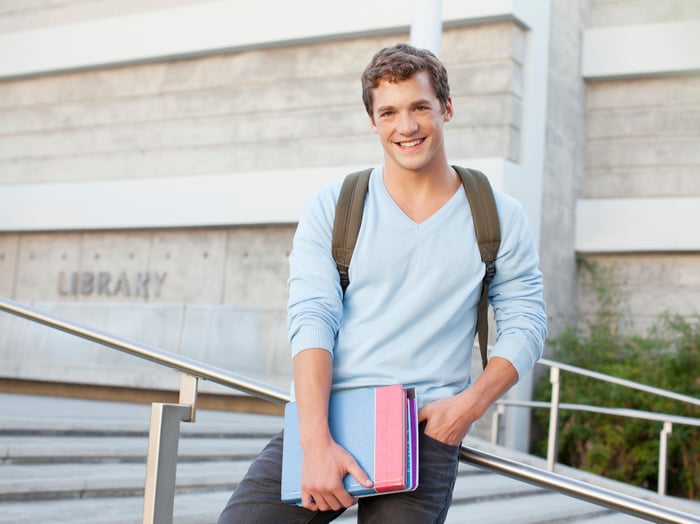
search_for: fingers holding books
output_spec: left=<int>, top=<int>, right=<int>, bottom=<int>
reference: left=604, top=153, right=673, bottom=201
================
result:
left=300, top=441, right=372, bottom=511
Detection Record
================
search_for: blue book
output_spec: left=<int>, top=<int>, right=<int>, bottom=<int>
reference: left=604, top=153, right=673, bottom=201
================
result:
left=281, top=385, right=419, bottom=503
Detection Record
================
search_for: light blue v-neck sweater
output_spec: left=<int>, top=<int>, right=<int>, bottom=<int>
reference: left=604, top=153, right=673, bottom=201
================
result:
left=288, top=167, right=547, bottom=408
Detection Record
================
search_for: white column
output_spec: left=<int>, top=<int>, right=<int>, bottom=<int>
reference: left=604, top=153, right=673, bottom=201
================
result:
left=410, top=0, right=443, bottom=55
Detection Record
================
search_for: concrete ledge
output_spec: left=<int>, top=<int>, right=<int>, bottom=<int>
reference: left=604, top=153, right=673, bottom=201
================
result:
left=0, top=168, right=356, bottom=231
left=582, top=21, right=700, bottom=79
left=575, top=197, right=700, bottom=253
left=0, top=379, right=285, bottom=416
left=0, top=0, right=533, bottom=80
left=0, top=158, right=512, bottom=231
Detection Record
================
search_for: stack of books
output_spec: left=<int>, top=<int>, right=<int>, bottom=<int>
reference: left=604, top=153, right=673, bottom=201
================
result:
left=281, top=384, right=419, bottom=503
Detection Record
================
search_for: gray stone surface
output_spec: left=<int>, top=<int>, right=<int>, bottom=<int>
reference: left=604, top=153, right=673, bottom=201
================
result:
left=1, top=393, right=697, bottom=524
left=0, top=301, right=292, bottom=392
left=539, top=0, right=589, bottom=338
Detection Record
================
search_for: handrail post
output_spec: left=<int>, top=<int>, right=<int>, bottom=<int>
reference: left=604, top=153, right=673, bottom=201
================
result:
left=490, top=403, right=506, bottom=444
left=178, top=372, right=198, bottom=422
left=142, top=374, right=199, bottom=524
left=546, top=366, right=561, bottom=472
left=658, top=421, right=672, bottom=496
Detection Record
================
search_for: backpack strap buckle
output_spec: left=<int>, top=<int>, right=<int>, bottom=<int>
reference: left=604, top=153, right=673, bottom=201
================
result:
left=484, top=261, right=496, bottom=285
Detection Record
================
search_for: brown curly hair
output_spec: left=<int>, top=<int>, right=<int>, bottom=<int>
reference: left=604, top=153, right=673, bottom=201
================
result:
left=361, top=43, right=450, bottom=118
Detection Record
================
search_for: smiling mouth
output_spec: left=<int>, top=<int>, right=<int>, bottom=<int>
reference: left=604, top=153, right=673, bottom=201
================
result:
left=397, top=138, right=425, bottom=148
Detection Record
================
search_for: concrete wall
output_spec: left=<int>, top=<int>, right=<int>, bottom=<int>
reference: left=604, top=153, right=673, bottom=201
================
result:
left=577, top=0, right=700, bottom=332
left=0, top=300, right=290, bottom=393
left=0, top=0, right=208, bottom=32
left=0, top=228, right=293, bottom=306
left=539, top=0, right=589, bottom=335
left=0, top=25, right=522, bottom=185
left=588, top=0, right=700, bottom=26
left=0, top=227, right=294, bottom=392
left=0, top=4, right=528, bottom=400
left=0, top=41, right=375, bottom=183
left=585, top=75, right=700, bottom=198
left=576, top=253, right=700, bottom=333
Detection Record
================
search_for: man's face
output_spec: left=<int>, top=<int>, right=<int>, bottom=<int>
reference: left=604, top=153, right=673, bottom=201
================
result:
left=369, top=71, right=453, bottom=174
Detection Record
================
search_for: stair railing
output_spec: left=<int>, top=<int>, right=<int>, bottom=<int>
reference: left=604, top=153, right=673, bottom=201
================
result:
left=0, top=297, right=697, bottom=524
left=490, top=359, right=700, bottom=496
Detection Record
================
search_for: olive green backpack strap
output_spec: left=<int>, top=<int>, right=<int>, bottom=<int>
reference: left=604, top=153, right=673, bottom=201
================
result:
left=453, top=165, right=501, bottom=369
left=331, top=168, right=372, bottom=294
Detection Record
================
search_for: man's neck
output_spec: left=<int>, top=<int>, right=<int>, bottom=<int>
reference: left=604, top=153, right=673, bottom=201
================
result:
left=382, top=159, right=461, bottom=224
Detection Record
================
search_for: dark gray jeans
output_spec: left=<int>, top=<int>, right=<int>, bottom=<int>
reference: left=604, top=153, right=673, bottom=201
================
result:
left=217, top=423, right=460, bottom=524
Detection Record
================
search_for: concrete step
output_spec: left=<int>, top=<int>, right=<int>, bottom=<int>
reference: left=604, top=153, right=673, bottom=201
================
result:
left=0, top=447, right=650, bottom=524
left=0, top=394, right=283, bottom=438
left=0, top=452, right=536, bottom=503
left=451, top=466, right=544, bottom=502
left=0, top=459, right=252, bottom=501
left=443, top=491, right=643, bottom=524
left=1, top=393, right=697, bottom=524
left=0, top=493, right=645, bottom=524
left=0, top=435, right=272, bottom=463
left=0, top=491, right=232, bottom=524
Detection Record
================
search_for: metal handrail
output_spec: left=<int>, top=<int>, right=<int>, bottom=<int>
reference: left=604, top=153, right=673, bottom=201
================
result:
left=0, top=296, right=698, bottom=524
left=538, top=357, right=700, bottom=406
left=459, top=447, right=698, bottom=523
left=0, top=296, right=288, bottom=405
left=490, top=357, right=700, bottom=496
left=496, top=399, right=700, bottom=428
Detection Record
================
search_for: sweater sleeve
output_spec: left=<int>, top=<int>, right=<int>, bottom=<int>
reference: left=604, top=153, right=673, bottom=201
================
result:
left=287, top=183, right=344, bottom=358
left=488, top=193, right=548, bottom=379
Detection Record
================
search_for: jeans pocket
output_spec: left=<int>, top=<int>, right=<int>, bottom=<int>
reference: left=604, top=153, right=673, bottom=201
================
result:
left=420, top=431, right=461, bottom=454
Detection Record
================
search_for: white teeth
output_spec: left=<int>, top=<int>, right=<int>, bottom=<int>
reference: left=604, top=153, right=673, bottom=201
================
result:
left=399, top=138, right=423, bottom=147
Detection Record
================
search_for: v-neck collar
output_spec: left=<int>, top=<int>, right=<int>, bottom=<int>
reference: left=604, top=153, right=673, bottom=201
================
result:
left=375, top=167, right=464, bottom=229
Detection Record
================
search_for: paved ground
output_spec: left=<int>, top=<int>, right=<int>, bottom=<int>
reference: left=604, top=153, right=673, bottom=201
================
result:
left=1, top=393, right=697, bottom=523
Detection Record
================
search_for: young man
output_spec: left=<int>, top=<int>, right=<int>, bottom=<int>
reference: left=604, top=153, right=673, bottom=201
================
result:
left=218, top=43, right=547, bottom=524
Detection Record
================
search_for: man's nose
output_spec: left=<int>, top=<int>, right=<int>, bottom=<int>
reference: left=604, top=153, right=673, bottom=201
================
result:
left=398, top=112, right=418, bottom=135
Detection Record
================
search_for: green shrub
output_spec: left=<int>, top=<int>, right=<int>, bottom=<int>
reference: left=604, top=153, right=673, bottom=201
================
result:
left=533, top=262, right=700, bottom=499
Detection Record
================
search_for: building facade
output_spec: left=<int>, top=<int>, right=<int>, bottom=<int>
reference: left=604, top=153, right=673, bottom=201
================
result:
left=0, top=0, right=698, bottom=446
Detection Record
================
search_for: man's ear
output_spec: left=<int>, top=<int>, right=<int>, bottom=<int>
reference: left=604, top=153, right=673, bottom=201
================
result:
left=443, top=97, right=454, bottom=123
